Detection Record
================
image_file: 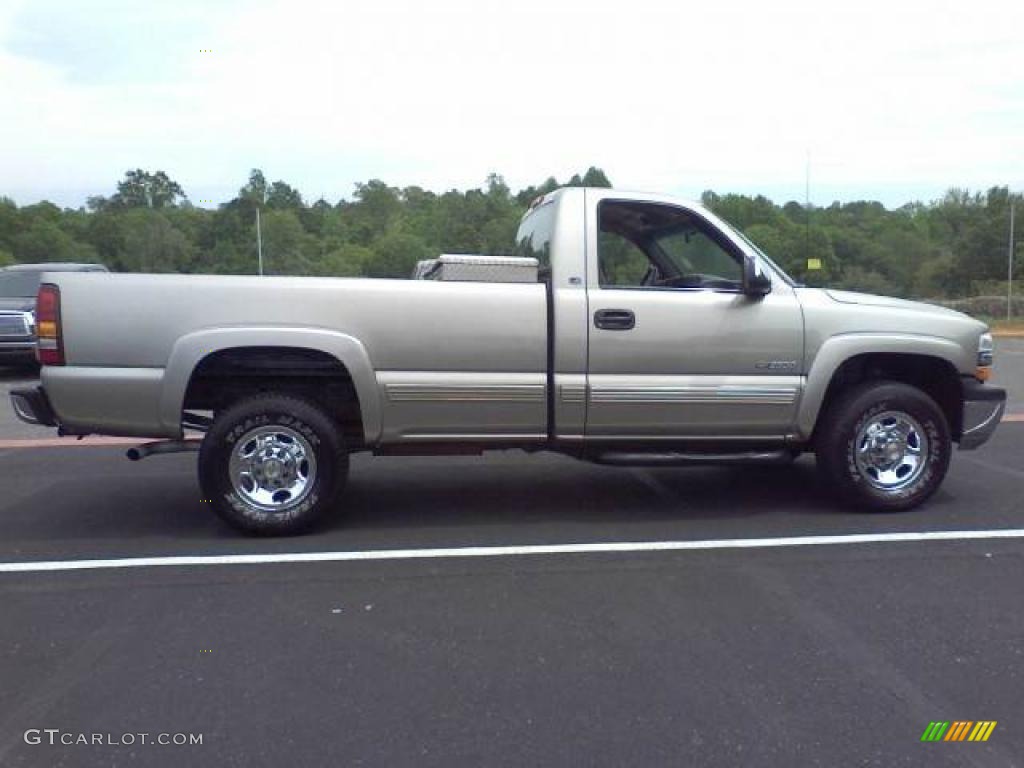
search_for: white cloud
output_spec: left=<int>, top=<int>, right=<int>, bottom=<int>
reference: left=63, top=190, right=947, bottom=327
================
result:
left=1, top=0, right=1022, bottom=207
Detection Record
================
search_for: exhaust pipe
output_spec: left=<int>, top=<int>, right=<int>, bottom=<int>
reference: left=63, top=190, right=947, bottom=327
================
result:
left=126, top=439, right=202, bottom=461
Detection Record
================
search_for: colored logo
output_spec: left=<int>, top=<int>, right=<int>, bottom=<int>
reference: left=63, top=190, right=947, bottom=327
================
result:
left=921, top=721, right=997, bottom=742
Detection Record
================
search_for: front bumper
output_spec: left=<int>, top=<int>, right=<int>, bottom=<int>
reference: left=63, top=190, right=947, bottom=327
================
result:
left=0, top=340, right=36, bottom=362
left=959, top=378, right=1007, bottom=450
left=10, top=386, right=58, bottom=427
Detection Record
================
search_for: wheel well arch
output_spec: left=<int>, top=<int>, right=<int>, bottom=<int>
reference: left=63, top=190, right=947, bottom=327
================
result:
left=811, top=352, right=964, bottom=441
left=182, top=345, right=367, bottom=447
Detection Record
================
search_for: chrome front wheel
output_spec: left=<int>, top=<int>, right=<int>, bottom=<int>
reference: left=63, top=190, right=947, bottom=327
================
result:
left=853, top=411, right=929, bottom=492
left=815, top=381, right=951, bottom=512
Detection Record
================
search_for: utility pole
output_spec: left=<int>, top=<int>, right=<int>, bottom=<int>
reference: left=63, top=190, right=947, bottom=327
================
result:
left=256, top=206, right=264, bottom=277
left=1009, top=195, right=1016, bottom=321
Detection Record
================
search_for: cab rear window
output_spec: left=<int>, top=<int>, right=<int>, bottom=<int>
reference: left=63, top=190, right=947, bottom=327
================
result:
left=514, top=199, right=555, bottom=279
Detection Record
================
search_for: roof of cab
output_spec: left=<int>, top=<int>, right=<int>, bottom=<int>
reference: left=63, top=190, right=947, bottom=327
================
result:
left=532, top=186, right=705, bottom=211
left=0, top=262, right=109, bottom=272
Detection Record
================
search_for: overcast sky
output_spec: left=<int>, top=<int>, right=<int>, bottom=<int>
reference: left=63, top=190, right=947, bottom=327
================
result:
left=1, top=0, right=1022, bottom=209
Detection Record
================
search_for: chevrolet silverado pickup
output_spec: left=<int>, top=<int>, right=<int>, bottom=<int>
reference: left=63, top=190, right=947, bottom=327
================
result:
left=10, top=188, right=1006, bottom=534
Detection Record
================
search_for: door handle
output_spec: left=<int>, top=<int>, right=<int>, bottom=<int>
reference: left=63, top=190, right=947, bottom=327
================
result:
left=594, top=308, right=635, bottom=330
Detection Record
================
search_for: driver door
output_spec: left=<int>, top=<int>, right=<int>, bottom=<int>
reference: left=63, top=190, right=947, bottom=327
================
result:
left=584, top=196, right=804, bottom=439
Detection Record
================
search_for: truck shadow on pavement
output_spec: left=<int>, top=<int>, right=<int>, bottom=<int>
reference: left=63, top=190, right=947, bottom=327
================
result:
left=337, top=456, right=833, bottom=533
left=8, top=444, right=971, bottom=545
left=0, top=453, right=860, bottom=545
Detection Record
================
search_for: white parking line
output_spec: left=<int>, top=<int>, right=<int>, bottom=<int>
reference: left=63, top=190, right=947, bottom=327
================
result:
left=2, top=528, right=1024, bottom=574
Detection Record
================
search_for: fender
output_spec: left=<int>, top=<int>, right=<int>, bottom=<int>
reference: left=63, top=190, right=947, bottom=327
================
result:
left=795, top=332, right=969, bottom=440
left=159, top=326, right=382, bottom=442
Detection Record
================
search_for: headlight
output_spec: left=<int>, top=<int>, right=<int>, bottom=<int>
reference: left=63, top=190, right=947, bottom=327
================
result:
left=978, top=333, right=994, bottom=366
left=976, top=332, right=994, bottom=380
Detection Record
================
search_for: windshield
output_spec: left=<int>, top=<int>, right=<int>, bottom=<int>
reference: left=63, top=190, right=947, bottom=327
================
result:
left=0, top=271, right=42, bottom=298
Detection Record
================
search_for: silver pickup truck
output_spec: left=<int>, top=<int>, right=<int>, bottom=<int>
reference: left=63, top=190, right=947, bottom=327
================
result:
left=10, top=187, right=1007, bottom=534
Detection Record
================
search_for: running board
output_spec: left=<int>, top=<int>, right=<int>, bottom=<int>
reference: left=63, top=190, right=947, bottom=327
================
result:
left=591, top=450, right=793, bottom=467
left=181, top=411, right=213, bottom=432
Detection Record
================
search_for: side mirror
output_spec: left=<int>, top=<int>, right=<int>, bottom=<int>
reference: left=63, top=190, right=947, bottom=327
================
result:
left=742, top=257, right=772, bottom=297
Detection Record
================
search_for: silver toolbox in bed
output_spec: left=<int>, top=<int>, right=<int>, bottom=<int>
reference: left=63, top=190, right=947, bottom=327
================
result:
left=420, top=254, right=539, bottom=283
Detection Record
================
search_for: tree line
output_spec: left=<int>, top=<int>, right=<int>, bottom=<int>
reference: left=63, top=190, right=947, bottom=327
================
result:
left=0, top=167, right=1019, bottom=305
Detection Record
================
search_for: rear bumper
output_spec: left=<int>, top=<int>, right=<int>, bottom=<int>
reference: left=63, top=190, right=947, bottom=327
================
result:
left=10, top=386, right=58, bottom=427
left=39, top=366, right=172, bottom=437
left=959, top=379, right=1007, bottom=450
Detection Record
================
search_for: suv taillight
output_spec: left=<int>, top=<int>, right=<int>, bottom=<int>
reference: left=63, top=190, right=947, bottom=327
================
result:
left=35, top=284, right=64, bottom=365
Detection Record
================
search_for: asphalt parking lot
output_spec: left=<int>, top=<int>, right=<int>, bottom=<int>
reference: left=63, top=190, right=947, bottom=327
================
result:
left=0, top=341, right=1022, bottom=766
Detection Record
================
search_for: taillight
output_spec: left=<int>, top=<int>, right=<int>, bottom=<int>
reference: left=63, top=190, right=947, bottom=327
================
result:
left=35, top=283, right=64, bottom=366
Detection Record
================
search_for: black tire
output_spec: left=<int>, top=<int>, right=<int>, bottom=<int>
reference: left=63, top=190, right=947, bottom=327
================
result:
left=198, top=394, right=348, bottom=535
left=815, top=381, right=951, bottom=512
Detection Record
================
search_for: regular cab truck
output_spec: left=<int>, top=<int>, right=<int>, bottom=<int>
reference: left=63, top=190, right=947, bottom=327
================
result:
left=10, top=188, right=1007, bottom=534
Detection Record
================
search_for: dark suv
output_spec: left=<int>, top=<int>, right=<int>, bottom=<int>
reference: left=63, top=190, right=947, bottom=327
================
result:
left=0, top=263, right=109, bottom=366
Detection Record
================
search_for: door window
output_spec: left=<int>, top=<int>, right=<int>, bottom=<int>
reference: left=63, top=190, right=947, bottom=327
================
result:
left=598, top=231, right=649, bottom=287
left=597, top=200, right=743, bottom=291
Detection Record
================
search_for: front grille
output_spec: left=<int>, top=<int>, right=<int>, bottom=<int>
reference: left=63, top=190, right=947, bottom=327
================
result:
left=0, top=313, right=30, bottom=339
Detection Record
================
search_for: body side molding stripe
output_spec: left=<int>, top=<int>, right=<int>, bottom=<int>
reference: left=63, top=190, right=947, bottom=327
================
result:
left=385, top=384, right=546, bottom=403
left=588, top=385, right=798, bottom=405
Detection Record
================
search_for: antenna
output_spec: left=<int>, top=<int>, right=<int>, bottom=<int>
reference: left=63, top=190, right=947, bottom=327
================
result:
left=805, top=149, right=811, bottom=268
left=1010, top=193, right=1016, bottom=321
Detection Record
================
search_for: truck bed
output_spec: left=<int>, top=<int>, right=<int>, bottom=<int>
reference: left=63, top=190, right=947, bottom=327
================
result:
left=44, top=273, right=549, bottom=440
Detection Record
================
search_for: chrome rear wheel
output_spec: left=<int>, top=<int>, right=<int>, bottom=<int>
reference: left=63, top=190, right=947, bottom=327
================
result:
left=228, top=425, right=318, bottom=512
left=199, top=394, right=348, bottom=535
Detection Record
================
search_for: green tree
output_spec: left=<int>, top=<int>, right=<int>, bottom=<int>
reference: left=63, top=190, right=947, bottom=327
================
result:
left=260, top=210, right=315, bottom=275
left=239, top=169, right=268, bottom=204
left=4, top=166, right=1009, bottom=304
left=582, top=167, right=612, bottom=187
left=267, top=181, right=303, bottom=210
left=13, top=219, right=96, bottom=263
left=837, top=265, right=890, bottom=294
left=316, top=243, right=374, bottom=277
left=345, top=180, right=402, bottom=245
left=120, top=210, right=192, bottom=272
left=365, top=232, right=432, bottom=278
left=204, top=239, right=248, bottom=275
left=84, top=210, right=125, bottom=266
left=0, top=197, right=19, bottom=252
left=111, top=170, right=186, bottom=209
